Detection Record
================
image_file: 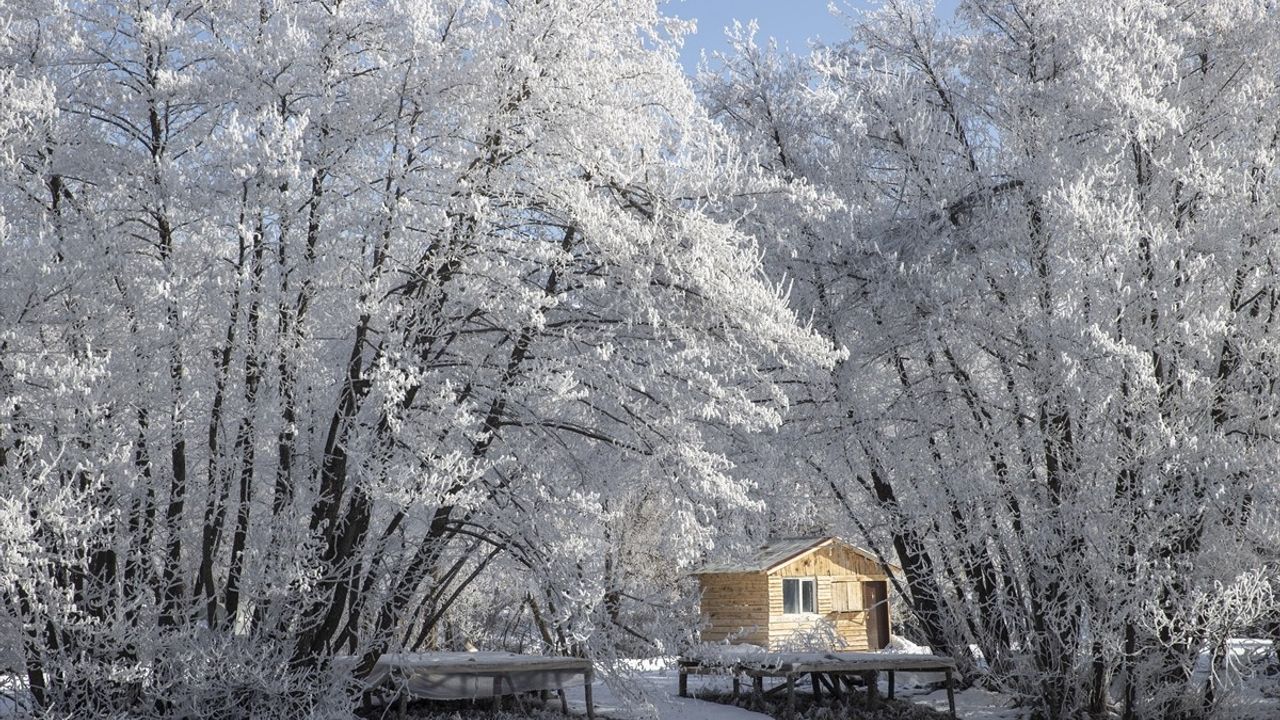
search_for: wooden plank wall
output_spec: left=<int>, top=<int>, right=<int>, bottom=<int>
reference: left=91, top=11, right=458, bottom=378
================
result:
left=766, top=544, right=889, bottom=651
left=765, top=575, right=872, bottom=651
left=697, top=572, right=770, bottom=646
left=771, top=543, right=889, bottom=579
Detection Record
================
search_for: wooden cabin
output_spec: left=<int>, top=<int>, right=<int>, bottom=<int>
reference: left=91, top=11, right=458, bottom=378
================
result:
left=694, top=536, right=896, bottom=651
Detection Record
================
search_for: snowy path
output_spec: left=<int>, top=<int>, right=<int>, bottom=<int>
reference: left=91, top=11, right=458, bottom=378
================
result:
left=560, top=666, right=770, bottom=720
left=897, top=686, right=1026, bottom=720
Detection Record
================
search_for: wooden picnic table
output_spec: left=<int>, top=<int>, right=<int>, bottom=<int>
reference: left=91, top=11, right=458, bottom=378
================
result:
left=357, top=651, right=595, bottom=719
left=677, top=651, right=958, bottom=718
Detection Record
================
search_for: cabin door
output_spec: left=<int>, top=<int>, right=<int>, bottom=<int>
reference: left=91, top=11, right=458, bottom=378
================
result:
left=862, top=581, right=890, bottom=650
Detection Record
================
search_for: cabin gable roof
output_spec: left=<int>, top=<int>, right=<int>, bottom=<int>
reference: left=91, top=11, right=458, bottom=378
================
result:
left=694, top=536, right=896, bottom=575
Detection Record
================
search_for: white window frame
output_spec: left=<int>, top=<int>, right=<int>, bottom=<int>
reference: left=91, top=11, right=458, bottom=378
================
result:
left=781, top=577, right=818, bottom=615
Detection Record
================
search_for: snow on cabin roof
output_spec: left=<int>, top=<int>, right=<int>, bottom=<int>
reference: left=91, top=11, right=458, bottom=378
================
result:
left=696, top=536, right=828, bottom=574
left=694, top=536, right=901, bottom=575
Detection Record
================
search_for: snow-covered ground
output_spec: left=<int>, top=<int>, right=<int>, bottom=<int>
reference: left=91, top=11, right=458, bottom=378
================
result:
left=895, top=685, right=1025, bottom=720
left=560, top=663, right=770, bottom=720
left=1189, top=638, right=1279, bottom=720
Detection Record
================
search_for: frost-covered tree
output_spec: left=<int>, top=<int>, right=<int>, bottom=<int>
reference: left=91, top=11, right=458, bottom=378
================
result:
left=0, top=0, right=834, bottom=715
left=702, top=2, right=1280, bottom=718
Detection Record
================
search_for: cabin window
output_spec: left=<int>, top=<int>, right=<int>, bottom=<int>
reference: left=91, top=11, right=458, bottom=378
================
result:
left=782, top=578, right=816, bottom=614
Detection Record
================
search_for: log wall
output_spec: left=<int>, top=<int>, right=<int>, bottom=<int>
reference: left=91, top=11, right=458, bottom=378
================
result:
left=697, top=572, right=769, bottom=646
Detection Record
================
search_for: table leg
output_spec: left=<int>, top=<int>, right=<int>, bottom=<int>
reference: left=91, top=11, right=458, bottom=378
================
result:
left=786, top=674, right=796, bottom=719
left=888, top=670, right=895, bottom=699
left=946, top=669, right=956, bottom=718
left=863, top=670, right=879, bottom=709
left=678, top=668, right=688, bottom=697
left=505, top=676, right=527, bottom=713
left=585, top=669, right=596, bottom=720
left=812, top=672, right=822, bottom=701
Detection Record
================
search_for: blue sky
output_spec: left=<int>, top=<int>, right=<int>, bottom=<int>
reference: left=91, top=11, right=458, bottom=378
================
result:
left=670, top=0, right=962, bottom=74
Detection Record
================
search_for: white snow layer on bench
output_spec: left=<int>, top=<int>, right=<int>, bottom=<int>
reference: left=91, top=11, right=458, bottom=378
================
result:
left=683, top=646, right=954, bottom=672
